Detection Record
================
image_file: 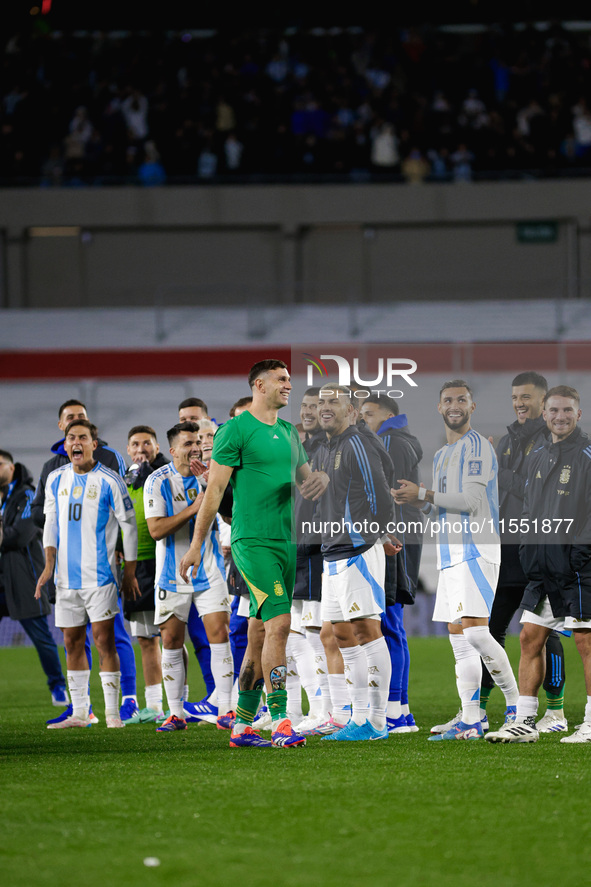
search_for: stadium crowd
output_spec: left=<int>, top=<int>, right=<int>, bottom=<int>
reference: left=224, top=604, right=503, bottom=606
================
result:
left=1, top=363, right=591, bottom=745
left=4, top=21, right=591, bottom=184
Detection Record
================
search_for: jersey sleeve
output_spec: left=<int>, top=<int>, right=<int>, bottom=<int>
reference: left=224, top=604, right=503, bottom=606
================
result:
left=109, top=475, right=138, bottom=561
left=211, top=419, right=242, bottom=468
left=42, top=470, right=59, bottom=548
left=144, top=471, right=168, bottom=518
left=461, top=433, right=493, bottom=488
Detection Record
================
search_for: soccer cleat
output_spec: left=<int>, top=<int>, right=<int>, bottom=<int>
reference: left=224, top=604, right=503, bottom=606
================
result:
left=183, top=700, right=218, bottom=725
left=271, top=718, right=306, bottom=747
left=387, top=714, right=411, bottom=734
left=536, top=711, right=568, bottom=733
left=216, top=711, right=236, bottom=730
left=119, top=699, right=139, bottom=721
left=229, top=726, right=273, bottom=748
left=480, top=714, right=490, bottom=732
left=106, top=715, right=125, bottom=728
left=47, top=714, right=92, bottom=729
left=122, top=706, right=151, bottom=724
left=485, top=718, right=538, bottom=743
left=46, top=704, right=98, bottom=726
left=430, top=710, right=461, bottom=734
left=405, top=713, right=419, bottom=732
left=428, top=720, right=483, bottom=741
left=503, top=706, right=517, bottom=726
left=51, top=687, right=70, bottom=707
left=156, top=714, right=188, bottom=732
left=311, top=715, right=349, bottom=736
left=560, top=722, right=591, bottom=744
left=253, top=705, right=272, bottom=731
left=294, top=713, right=330, bottom=735
left=321, top=719, right=379, bottom=742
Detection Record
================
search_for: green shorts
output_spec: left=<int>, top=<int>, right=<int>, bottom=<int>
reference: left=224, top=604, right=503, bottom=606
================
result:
left=231, top=539, right=296, bottom=622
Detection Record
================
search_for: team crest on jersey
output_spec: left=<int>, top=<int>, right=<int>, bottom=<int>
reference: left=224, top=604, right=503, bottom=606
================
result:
left=148, top=499, right=154, bottom=507
left=86, top=486, right=98, bottom=500
left=559, top=466, right=571, bottom=484
left=187, top=488, right=198, bottom=501
left=334, top=452, right=341, bottom=469
left=72, top=486, right=83, bottom=499
left=274, top=580, right=284, bottom=597
left=525, top=441, right=534, bottom=456
left=467, top=460, right=482, bottom=476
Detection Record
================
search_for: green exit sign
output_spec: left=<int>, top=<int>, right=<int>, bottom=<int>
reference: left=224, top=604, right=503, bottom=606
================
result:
left=516, top=221, right=558, bottom=243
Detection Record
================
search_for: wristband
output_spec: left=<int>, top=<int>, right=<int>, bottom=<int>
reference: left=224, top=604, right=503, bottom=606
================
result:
left=417, top=487, right=426, bottom=501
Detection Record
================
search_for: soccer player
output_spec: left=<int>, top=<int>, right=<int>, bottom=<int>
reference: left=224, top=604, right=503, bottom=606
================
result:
left=35, top=420, right=139, bottom=729
left=178, top=397, right=209, bottom=423
left=179, top=359, right=326, bottom=748
left=122, top=425, right=170, bottom=723
left=145, top=421, right=234, bottom=732
left=312, top=385, right=394, bottom=742
left=360, top=395, right=424, bottom=733
left=394, top=379, right=519, bottom=740
left=487, top=386, right=591, bottom=744
left=483, top=371, right=568, bottom=733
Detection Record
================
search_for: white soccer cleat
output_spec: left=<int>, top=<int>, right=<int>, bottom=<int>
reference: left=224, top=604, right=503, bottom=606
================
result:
left=430, top=710, right=461, bottom=734
left=106, top=716, right=125, bottom=728
left=536, top=711, right=568, bottom=733
left=47, top=714, right=91, bottom=730
left=560, top=722, right=591, bottom=743
left=485, top=719, right=538, bottom=744
left=294, top=713, right=329, bottom=735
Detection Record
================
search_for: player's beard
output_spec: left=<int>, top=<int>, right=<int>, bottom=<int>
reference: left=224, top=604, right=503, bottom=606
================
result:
left=441, top=409, right=470, bottom=432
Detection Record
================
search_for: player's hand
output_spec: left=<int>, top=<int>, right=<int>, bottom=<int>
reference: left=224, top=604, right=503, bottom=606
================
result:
left=383, top=534, right=403, bottom=556
left=121, top=574, right=141, bottom=600
left=179, top=546, right=202, bottom=583
left=392, top=480, right=420, bottom=505
left=34, top=567, right=52, bottom=600
left=300, top=470, right=330, bottom=501
left=190, top=458, right=209, bottom=483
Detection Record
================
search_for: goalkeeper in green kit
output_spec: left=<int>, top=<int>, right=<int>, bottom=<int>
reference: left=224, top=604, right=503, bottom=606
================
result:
left=180, top=359, right=328, bottom=747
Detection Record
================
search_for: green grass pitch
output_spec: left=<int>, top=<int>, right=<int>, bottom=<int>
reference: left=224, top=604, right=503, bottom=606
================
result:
left=1, top=636, right=591, bottom=887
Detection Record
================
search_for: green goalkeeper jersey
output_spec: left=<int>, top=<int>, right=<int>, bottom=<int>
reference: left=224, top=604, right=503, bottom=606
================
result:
left=211, top=410, right=308, bottom=543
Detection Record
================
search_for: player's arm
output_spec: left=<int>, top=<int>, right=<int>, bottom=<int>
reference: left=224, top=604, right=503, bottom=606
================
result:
left=0, top=492, right=39, bottom=551
left=36, top=503, right=58, bottom=599
left=146, top=497, right=204, bottom=541
left=297, top=461, right=330, bottom=500
left=179, top=460, right=234, bottom=581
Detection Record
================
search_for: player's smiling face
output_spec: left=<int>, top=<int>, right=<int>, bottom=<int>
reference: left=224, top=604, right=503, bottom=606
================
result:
left=438, top=387, right=475, bottom=433
left=360, top=402, right=391, bottom=433
left=543, top=395, right=581, bottom=442
left=300, top=394, right=319, bottom=432
left=318, top=389, right=353, bottom=437
left=127, top=433, right=159, bottom=464
left=197, top=429, right=215, bottom=464
left=170, top=431, right=202, bottom=472
left=58, top=404, right=87, bottom=433
left=511, top=384, right=545, bottom=425
left=264, top=368, right=292, bottom=409
left=65, top=425, right=97, bottom=473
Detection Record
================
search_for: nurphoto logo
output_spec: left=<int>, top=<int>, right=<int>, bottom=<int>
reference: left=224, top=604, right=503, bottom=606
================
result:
left=303, top=352, right=418, bottom=399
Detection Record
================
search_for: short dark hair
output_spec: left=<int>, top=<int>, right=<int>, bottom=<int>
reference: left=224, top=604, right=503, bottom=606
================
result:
left=128, top=425, right=158, bottom=442
left=303, top=387, right=320, bottom=397
left=64, top=419, right=98, bottom=440
left=544, top=385, right=580, bottom=406
left=0, top=449, right=14, bottom=463
left=319, top=383, right=352, bottom=404
left=178, top=397, right=208, bottom=415
left=512, top=371, right=548, bottom=391
left=229, top=396, right=252, bottom=417
left=58, top=398, right=87, bottom=419
left=439, top=379, right=474, bottom=399
left=167, top=421, right=199, bottom=446
left=364, top=395, right=399, bottom=416
left=248, top=359, right=288, bottom=389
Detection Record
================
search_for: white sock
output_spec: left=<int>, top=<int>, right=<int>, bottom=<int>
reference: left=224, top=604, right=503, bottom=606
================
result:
left=210, top=641, right=234, bottom=715
left=161, top=648, right=185, bottom=718
left=584, top=696, right=591, bottom=724
left=463, top=625, right=519, bottom=706
left=327, top=672, right=350, bottom=721
left=230, top=677, right=239, bottom=710
left=449, top=633, right=481, bottom=725
left=289, top=632, right=322, bottom=717
left=100, top=670, right=121, bottom=718
left=363, top=636, right=391, bottom=731
left=67, top=669, right=90, bottom=720
left=306, top=629, right=331, bottom=718
left=340, top=645, right=369, bottom=726
left=183, top=684, right=189, bottom=704
left=401, top=703, right=410, bottom=717
left=516, top=695, right=538, bottom=722
left=386, top=700, right=402, bottom=720
left=286, top=646, right=303, bottom=719
left=145, top=683, right=163, bottom=712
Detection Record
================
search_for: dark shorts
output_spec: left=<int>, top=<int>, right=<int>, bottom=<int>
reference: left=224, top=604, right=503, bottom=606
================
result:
left=123, top=558, right=156, bottom=619
left=294, top=545, right=323, bottom=602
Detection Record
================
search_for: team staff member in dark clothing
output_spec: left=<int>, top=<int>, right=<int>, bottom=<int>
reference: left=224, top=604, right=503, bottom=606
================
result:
left=0, top=449, right=68, bottom=707
left=487, top=385, right=591, bottom=744
left=360, top=396, right=423, bottom=733
left=486, top=371, right=567, bottom=733
left=312, top=384, right=396, bottom=742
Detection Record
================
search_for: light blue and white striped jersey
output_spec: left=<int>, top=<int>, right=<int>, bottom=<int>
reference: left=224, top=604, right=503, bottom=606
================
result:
left=430, top=429, right=500, bottom=569
left=43, top=462, right=138, bottom=589
left=144, top=463, right=225, bottom=593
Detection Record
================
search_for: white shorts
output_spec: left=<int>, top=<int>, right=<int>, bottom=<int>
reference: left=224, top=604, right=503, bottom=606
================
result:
left=432, top=558, right=499, bottom=624
left=129, top=610, right=160, bottom=639
left=321, top=544, right=385, bottom=623
left=154, top=580, right=231, bottom=625
left=290, top=599, right=305, bottom=634
left=55, top=583, right=119, bottom=629
left=237, top=596, right=250, bottom=619
left=521, top=597, right=580, bottom=634
left=301, top=600, right=322, bottom=630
